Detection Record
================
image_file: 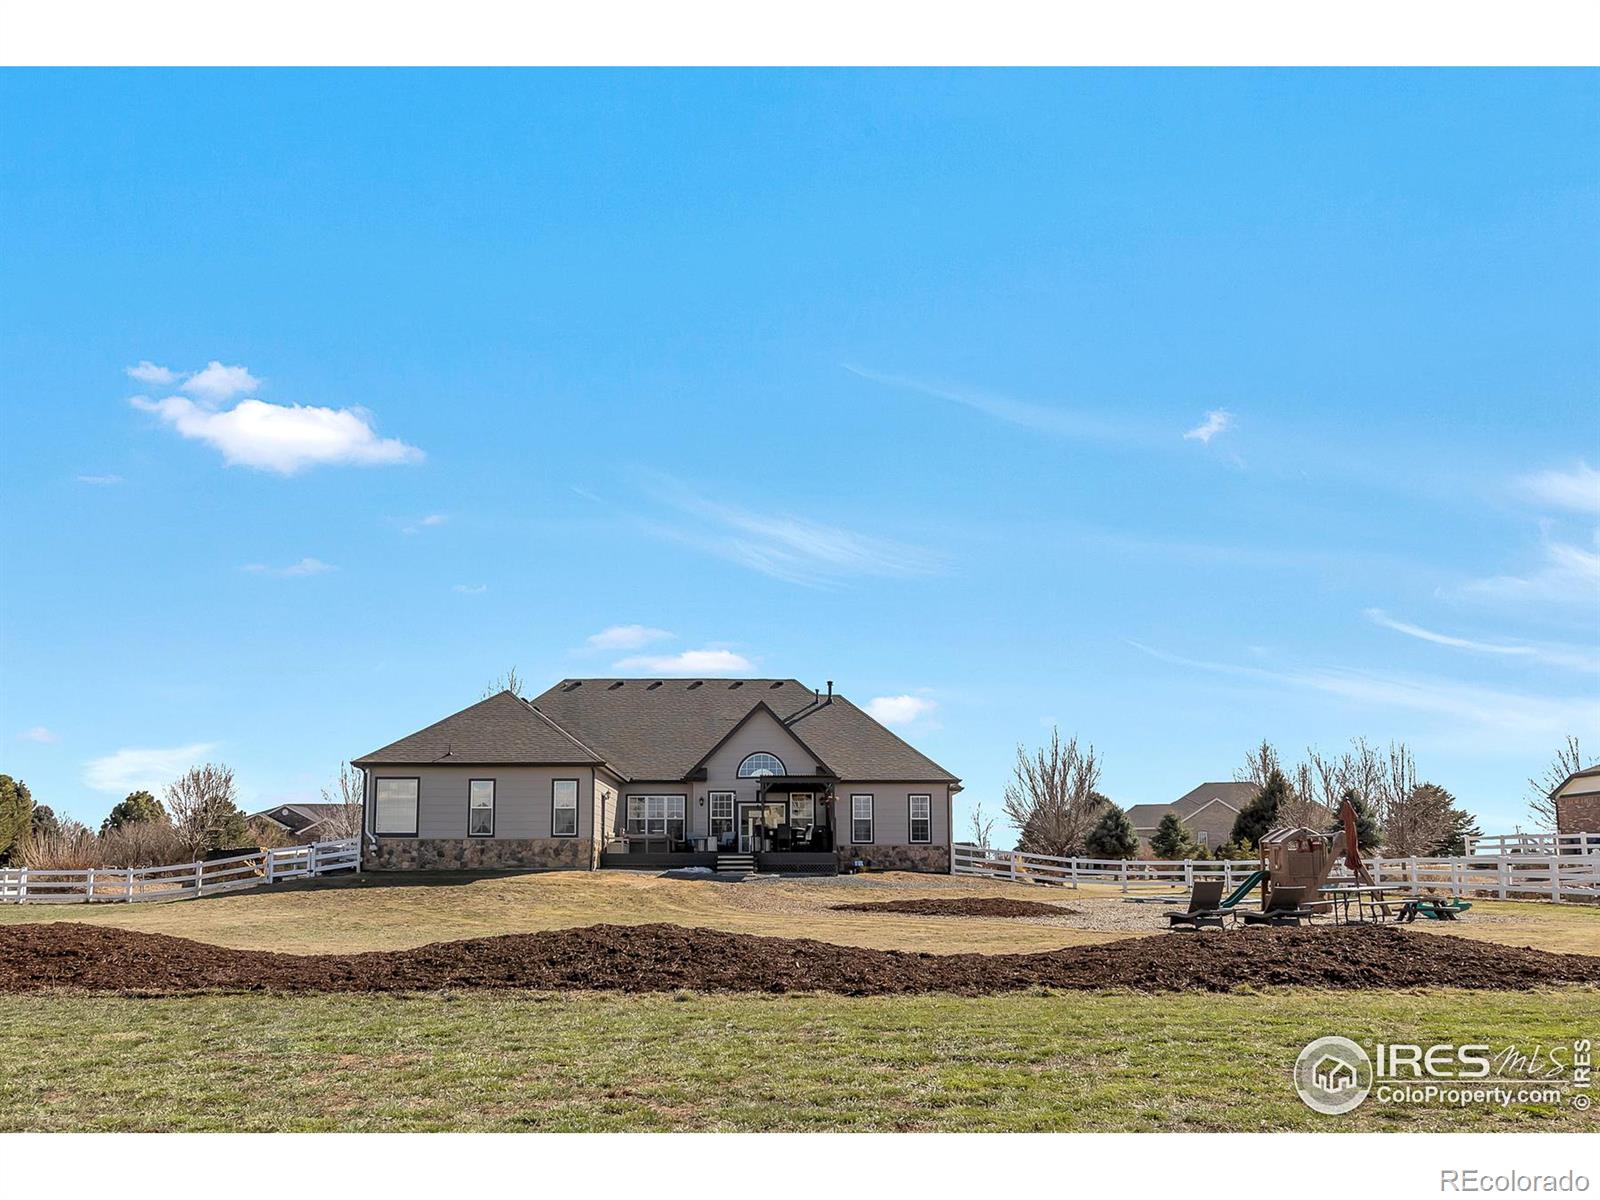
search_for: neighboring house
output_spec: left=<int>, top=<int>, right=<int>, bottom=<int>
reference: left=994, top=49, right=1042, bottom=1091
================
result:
left=351, top=678, right=960, bottom=874
left=1124, top=781, right=1258, bottom=853
left=1552, top=765, right=1600, bottom=835
left=247, top=802, right=354, bottom=844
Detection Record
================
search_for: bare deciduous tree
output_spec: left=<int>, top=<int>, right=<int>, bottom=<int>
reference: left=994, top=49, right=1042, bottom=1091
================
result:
left=163, top=763, right=246, bottom=858
left=319, top=761, right=366, bottom=840
left=1526, top=737, right=1593, bottom=830
left=481, top=666, right=525, bottom=700
left=966, top=801, right=996, bottom=851
left=1002, top=728, right=1105, bottom=857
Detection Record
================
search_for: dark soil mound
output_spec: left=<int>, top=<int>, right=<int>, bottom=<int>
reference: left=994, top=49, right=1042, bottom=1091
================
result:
left=829, top=898, right=1078, bottom=918
left=2, top=922, right=1596, bottom=997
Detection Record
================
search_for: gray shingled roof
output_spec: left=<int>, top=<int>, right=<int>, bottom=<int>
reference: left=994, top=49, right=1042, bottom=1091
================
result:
left=1170, top=781, right=1257, bottom=817
left=1124, top=803, right=1171, bottom=830
left=355, top=678, right=959, bottom=785
left=353, top=690, right=604, bottom=766
left=247, top=803, right=350, bottom=835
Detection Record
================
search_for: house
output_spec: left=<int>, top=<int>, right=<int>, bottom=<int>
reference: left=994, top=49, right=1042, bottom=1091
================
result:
left=1124, top=781, right=1257, bottom=853
left=247, top=802, right=354, bottom=844
left=351, top=678, right=960, bottom=874
left=1551, top=765, right=1600, bottom=835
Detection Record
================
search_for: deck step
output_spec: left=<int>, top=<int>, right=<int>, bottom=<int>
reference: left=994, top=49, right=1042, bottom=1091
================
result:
left=716, top=854, right=757, bottom=873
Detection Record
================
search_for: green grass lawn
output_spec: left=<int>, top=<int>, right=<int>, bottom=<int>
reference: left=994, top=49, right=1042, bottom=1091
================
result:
left=3, top=987, right=1594, bottom=1131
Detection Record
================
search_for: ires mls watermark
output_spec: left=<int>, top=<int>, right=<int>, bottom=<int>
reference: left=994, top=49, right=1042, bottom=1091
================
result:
left=1293, top=1035, right=1592, bottom=1115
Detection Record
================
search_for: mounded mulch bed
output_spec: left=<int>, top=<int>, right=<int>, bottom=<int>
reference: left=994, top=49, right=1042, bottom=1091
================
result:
left=3, top=922, right=1598, bottom=997
left=829, top=898, right=1079, bottom=918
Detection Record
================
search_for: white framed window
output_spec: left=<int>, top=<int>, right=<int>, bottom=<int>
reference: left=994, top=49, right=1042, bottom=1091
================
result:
left=1196, top=830, right=1209, bottom=846
left=468, top=779, right=495, bottom=837
left=374, top=778, right=419, bottom=836
left=709, top=791, right=735, bottom=838
left=851, top=793, right=874, bottom=844
left=790, top=793, right=815, bottom=825
left=737, top=752, right=785, bottom=778
left=552, top=779, right=579, bottom=838
left=909, top=794, right=931, bottom=844
left=626, top=794, right=685, bottom=841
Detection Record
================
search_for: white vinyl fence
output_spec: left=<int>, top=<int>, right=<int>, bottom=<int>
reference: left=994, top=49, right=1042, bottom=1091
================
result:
left=0, top=838, right=360, bottom=904
left=953, top=836, right=1600, bottom=904
left=1465, top=831, right=1600, bottom=856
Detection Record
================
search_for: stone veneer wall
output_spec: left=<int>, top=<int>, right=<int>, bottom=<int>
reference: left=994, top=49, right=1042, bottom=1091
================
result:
left=366, top=838, right=596, bottom=871
left=834, top=844, right=951, bottom=874
left=1556, top=794, right=1600, bottom=835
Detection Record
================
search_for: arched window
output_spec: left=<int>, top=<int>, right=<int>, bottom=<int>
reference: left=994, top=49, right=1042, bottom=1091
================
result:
left=737, top=752, right=786, bottom=778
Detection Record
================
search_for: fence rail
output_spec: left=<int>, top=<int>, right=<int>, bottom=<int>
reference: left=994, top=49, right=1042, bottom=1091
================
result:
left=952, top=839, right=1600, bottom=904
left=1463, top=831, right=1600, bottom=857
left=0, top=838, right=360, bottom=904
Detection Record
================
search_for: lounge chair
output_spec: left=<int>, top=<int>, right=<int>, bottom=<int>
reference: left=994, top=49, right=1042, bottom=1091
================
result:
left=1240, top=885, right=1317, bottom=927
left=1165, top=879, right=1228, bottom=930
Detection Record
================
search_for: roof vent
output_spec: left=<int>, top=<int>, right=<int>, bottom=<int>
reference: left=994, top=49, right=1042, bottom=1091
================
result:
left=647, top=681, right=663, bottom=690
left=607, top=681, right=624, bottom=690
left=687, top=681, right=703, bottom=690
left=770, top=681, right=784, bottom=689
left=729, top=681, right=743, bottom=689
left=563, top=681, right=583, bottom=692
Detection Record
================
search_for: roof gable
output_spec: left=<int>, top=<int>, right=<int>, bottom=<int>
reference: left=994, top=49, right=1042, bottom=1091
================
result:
left=1171, top=781, right=1257, bottom=817
left=352, top=690, right=604, bottom=767
left=689, top=701, right=831, bottom=778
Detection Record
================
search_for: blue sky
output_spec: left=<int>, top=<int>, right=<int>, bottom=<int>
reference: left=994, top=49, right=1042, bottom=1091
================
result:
left=3, top=69, right=1596, bottom=836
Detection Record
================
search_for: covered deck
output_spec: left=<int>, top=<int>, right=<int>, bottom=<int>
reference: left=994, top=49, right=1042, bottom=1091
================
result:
left=599, top=776, right=840, bottom=872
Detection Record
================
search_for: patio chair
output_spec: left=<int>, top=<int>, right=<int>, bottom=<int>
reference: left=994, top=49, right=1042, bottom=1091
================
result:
left=1239, top=885, right=1317, bottom=927
left=1165, top=878, right=1227, bottom=930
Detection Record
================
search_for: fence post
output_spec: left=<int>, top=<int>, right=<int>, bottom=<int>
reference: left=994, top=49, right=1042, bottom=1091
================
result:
left=1551, top=857, right=1561, bottom=903
left=86, top=869, right=96, bottom=902
left=308, top=842, right=319, bottom=876
left=18, top=868, right=26, bottom=903
left=1183, top=859, right=1193, bottom=886
left=194, top=857, right=205, bottom=896
left=1498, top=857, right=1508, bottom=899
left=1009, top=852, right=1017, bottom=882
left=126, top=867, right=135, bottom=902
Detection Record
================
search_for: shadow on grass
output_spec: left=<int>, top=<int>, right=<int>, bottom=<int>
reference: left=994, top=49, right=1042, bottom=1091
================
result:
left=262, top=869, right=564, bottom=895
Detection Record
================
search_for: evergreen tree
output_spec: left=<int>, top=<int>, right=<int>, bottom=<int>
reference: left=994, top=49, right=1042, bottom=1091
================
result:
left=1150, top=812, right=1200, bottom=859
left=29, top=804, right=61, bottom=839
left=1084, top=804, right=1140, bottom=859
left=0, top=774, right=33, bottom=864
left=1231, top=767, right=1290, bottom=846
left=101, top=789, right=167, bottom=835
left=1433, top=805, right=1483, bottom=857
left=1327, top=787, right=1383, bottom=851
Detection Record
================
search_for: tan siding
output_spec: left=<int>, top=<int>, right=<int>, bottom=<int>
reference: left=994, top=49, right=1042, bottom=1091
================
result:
left=367, top=765, right=593, bottom=841
left=837, top=782, right=950, bottom=847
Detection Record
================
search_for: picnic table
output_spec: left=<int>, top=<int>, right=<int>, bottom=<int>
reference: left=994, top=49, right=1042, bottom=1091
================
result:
left=1319, top=884, right=1393, bottom=925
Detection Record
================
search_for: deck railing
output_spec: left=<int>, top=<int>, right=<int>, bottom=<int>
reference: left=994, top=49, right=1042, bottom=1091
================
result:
left=0, top=838, right=360, bottom=904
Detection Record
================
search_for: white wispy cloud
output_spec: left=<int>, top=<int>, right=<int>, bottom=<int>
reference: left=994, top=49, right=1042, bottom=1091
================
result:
left=614, top=649, right=753, bottom=675
left=452, top=583, right=488, bottom=595
left=125, top=361, right=179, bottom=386
left=84, top=742, right=217, bottom=794
left=1518, top=462, right=1600, bottom=515
left=587, top=624, right=674, bottom=651
left=243, top=557, right=335, bottom=577
left=1365, top=608, right=1600, bottom=672
left=401, top=513, right=448, bottom=534
left=1459, top=532, right=1600, bottom=610
left=1128, top=640, right=1599, bottom=748
left=1183, top=409, right=1233, bottom=444
left=865, top=694, right=939, bottom=727
left=844, top=364, right=1129, bottom=442
left=180, top=361, right=261, bottom=403
left=20, top=726, right=59, bottom=744
left=75, top=473, right=124, bottom=485
left=643, top=482, right=943, bottom=587
left=133, top=394, right=423, bottom=475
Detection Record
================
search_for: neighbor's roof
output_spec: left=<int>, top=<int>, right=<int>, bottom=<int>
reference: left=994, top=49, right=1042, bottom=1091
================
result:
left=247, top=803, right=348, bottom=835
left=1552, top=764, right=1600, bottom=797
left=1170, top=781, right=1257, bottom=817
left=1124, top=804, right=1175, bottom=831
left=352, top=690, right=605, bottom=767
left=355, top=678, right=958, bottom=785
